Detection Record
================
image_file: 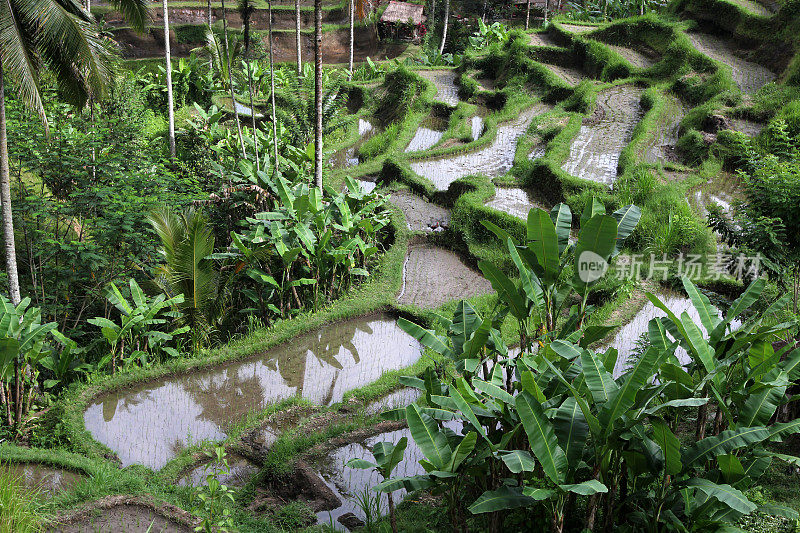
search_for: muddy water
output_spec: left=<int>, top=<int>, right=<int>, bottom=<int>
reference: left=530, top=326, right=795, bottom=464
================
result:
left=610, top=292, right=741, bottom=377
left=416, top=70, right=460, bottom=107
left=5, top=463, right=83, bottom=495
left=84, top=314, right=423, bottom=469
left=329, top=119, right=376, bottom=168
left=52, top=504, right=191, bottom=533
left=690, top=173, right=744, bottom=218
left=177, top=454, right=259, bottom=488
left=561, top=85, right=643, bottom=185
left=405, top=116, right=447, bottom=153
left=410, top=104, right=549, bottom=191
left=485, top=187, right=547, bottom=220
left=316, top=421, right=461, bottom=525
left=687, top=32, right=775, bottom=94
left=398, top=244, right=493, bottom=308
left=389, top=190, right=450, bottom=232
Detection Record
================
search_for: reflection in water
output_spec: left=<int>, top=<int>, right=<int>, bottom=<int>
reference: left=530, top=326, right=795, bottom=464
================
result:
left=84, top=314, right=422, bottom=469
left=329, top=119, right=376, bottom=169
left=405, top=116, right=447, bottom=153
left=4, top=463, right=84, bottom=495
left=177, top=454, right=259, bottom=487
left=416, top=70, right=460, bottom=106
left=316, top=421, right=461, bottom=524
left=410, top=105, right=549, bottom=191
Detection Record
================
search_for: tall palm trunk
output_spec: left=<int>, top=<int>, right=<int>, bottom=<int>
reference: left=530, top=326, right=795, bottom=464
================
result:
left=438, top=0, right=449, bottom=55
left=544, top=0, right=549, bottom=24
left=295, top=0, right=302, bottom=75
left=268, top=0, right=278, bottom=164
left=525, top=0, right=531, bottom=30
left=348, top=0, right=354, bottom=80
left=163, top=0, right=176, bottom=159
left=207, top=0, right=213, bottom=70
left=0, top=69, right=21, bottom=433
left=221, top=0, right=247, bottom=158
left=242, top=2, right=260, bottom=171
left=314, top=0, right=322, bottom=191
left=0, top=73, right=20, bottom=306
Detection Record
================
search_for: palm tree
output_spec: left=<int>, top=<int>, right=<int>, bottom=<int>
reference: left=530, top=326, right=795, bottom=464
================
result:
left=295, top=0, right=302, bottom=75
left=268, top=0, right=279, bottom=164
left=438, top=0, right=450, bottom=55
left=314, top=0, right=323, bottom=191
left=0, top=0, right=147, bottom=432
left=147, top=207, right=220, bottom=351
left=348, top=0, right=354, bottom=80
left=239, top=0, right=260, bottom=170
left=163, top=0, right=176, bottom=158
left=525, top=0, right=531, bottom=29
left=220, top=0, right=248, bottom=158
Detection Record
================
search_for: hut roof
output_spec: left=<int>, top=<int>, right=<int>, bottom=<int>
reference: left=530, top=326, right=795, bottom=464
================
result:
left=380, top=1, right=426, bottom=24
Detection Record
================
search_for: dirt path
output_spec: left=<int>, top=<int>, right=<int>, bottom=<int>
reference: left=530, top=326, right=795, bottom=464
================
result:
left=562, top=85, right=643, bottom=185
left=410, top=103, right=551, bottom=190
left=416, top=70, right=460, bottom=106
left=397, top=244, right=493, bottom=308
left=559, top=23, right=599, bottom=34
left=727, top=0, right=774, bottom=16
left=687, top=32, right=775, bottom=94
left=528, top=32, right=559, bottom=47
left=540, top=62, right=587, bottom=85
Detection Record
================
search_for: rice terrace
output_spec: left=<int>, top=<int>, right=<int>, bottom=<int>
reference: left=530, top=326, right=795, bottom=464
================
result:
left=2, top=0, right=800, bottom=530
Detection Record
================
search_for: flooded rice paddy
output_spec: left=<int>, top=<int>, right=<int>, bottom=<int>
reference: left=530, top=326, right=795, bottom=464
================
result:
left=416, top=70, right=460, bottom=106
left=485, top=187, right=547, bottom=220
left=84, top=314, right=422, bottom=469
left=689, top=172, right=744, bottom=218
left=562, top=85, right=643, bottom=185
left=398, top=244, right=493, bottom=308
left=51, top=504, right=191, bottom=533
left=605, top=43, right=658, bottom=69
left=686, top=32, right=775, bottom=94
left=540, top=63, right=586, bottom=86
left=410, top=104, right=549, bottom=190
left=5, top=463, right=84, bottom=494
left=471, top=115, right=484, bottom=141
left=177, top=454, right=259, bottom=487
left=405, top=116, right=447, bottom=153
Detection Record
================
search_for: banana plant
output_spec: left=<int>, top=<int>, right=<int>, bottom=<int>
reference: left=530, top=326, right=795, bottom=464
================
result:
left=0, top=295, right=58, bottom=430
left=347, top=437, right=409, bottom=533
left=480, top=200, right=640, bottom=357
left=88, top=279, right=188, bottom=372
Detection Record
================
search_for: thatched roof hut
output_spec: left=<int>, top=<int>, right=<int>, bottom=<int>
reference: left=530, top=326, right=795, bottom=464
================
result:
left=380, top=1, right=426, bottom=25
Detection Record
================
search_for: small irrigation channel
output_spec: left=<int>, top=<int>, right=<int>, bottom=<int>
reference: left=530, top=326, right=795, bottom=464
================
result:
left=83, top=314, right=423, bottom=470
left=410, top=104, right=551, bottom=190
left=562, top=85, right=644, bottom=185
left=686, top=32, right=776, bottom=94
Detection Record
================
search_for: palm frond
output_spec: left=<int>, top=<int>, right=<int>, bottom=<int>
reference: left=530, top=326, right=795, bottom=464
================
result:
left=0, top=0, right=46, bottom=128
left=106, top=0, right=150, bottom=32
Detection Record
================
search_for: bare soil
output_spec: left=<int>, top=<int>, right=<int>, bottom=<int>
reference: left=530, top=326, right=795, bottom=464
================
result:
left=389, top=190, right=450, bottom=232
left=397, top=243, right=493, bottom=308
left=687, top=32, right=775, bottom=94
left=49, top=496, right=196, bottom=533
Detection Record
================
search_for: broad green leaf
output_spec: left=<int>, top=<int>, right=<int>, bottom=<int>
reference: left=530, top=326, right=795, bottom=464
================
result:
left=684, top=478, right=756, bottom=515
left=499, top=449, right=536, bottom=473
left=728, top=278, right=766, bottom=321
left=599, top=346, right=664, bottom=434
left=374, top=476, right=432, bottom=493
left=681, top=277, right=719, bottom=334
left=684, top=427, right=771, bottom=466
left=479, top=261, right=527, bottom=320
left=450, top=432, right=477, bottom=471
left=406, top=404, right=451, bottom=470
left=611, top=204, right=641, bottom=256
left=549, top=203, right=572, bottom=254
left=717, top=454, right=745, bottom=485
left=558, top=480, right=608, bottom=495
left=397, top=318, right=452, bottom=358
left=573, top=215, right=618, bottom=292
left=526, top=209, right=561, bottom=283
left=346, top=458, right=377, bottom=469
left=581, top=349, right=619, bottom=403
left=469, top=486, right=535, bottom=514
left=580, top=197, right=605, bottom=227
left=516, top=392, right=567, bottom=484
left=553, top=397, right=588, bottom=467
left=449, top=381, right=488, bottom=442
left=652, top=419, right=681, bottom=475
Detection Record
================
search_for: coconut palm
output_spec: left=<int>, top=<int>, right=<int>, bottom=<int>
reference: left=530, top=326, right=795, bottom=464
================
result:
left=238, top=0, right=260, bottom=169
left=295, top=0, right=302, bottom=75
left=267, top=0, right=279, bottom=164
left=314, top=0, right=322, bottom=191
left=348, top=0, right=354, bottom=80
left=439, top=0, right=450, bottom=54
left=163, top=0, right=176, bottom=158
left=220, top=0, right=247, bottom=158
left=147, top=207, right=220, bottom=351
